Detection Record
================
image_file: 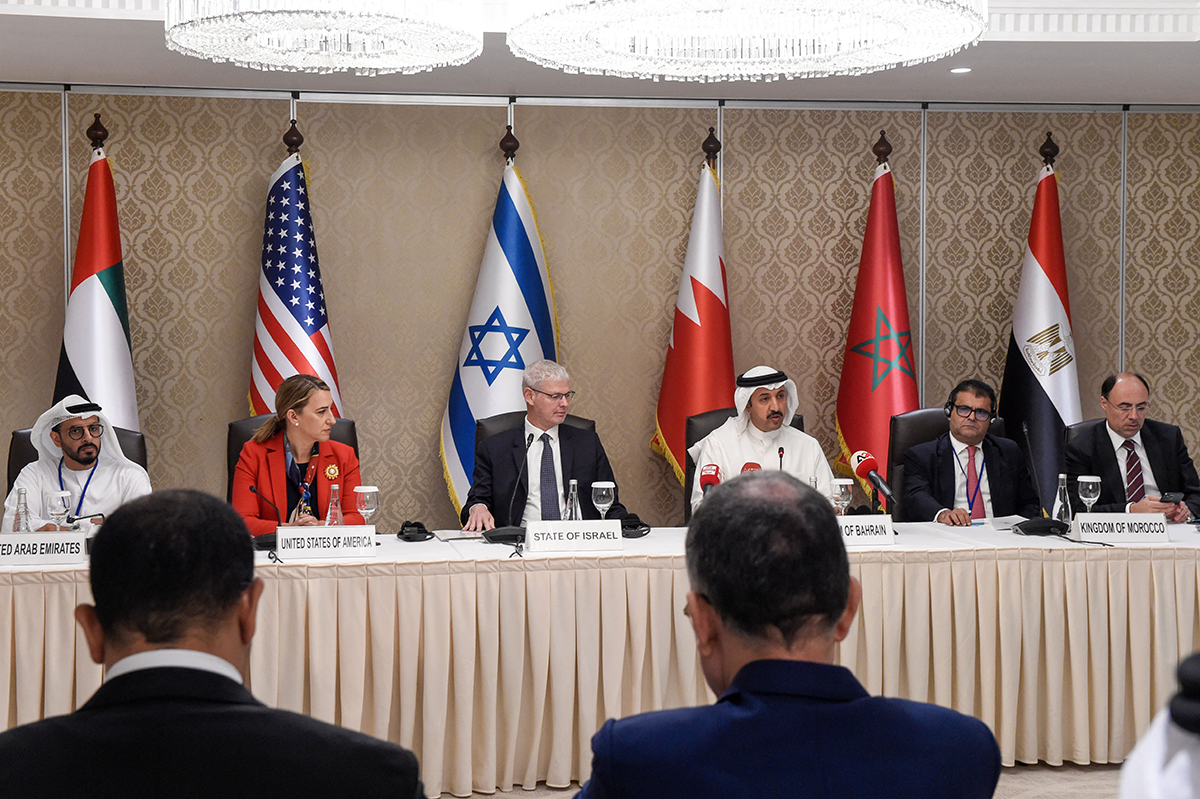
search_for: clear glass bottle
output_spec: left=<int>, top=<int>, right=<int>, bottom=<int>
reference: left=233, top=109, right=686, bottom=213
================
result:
left=566, top=479, right=581, bottom=521
left=11, top=488, right=30, bottom=533
left=325, top=484, right=344, bottom=526
left=1054, top=473, right=1073, bottom=524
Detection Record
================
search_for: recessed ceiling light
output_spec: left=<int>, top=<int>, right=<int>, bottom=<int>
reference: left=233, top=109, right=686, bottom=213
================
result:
left=950, top=67, right=972, bottom=74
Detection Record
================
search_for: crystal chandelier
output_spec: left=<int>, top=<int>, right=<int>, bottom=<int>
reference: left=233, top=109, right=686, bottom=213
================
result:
left=507, top=0, right=989, bottom=83
left=164, top=0, right=483, bottom=76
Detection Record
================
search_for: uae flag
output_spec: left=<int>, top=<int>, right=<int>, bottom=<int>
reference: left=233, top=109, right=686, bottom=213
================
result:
left=651, top=165, right=735, bottom=483
left=835, top=159, right=919, bottom=501
left=54, top=145, right=139, bottom=431
left=998, top=160, right=1081, bottom=514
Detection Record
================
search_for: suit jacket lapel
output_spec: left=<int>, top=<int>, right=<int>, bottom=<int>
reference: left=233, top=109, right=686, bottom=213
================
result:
left=267, top=437, right=288, bottom=521
left=1093, top=424, right=1125, bottom=504
left=980, top=436, right=1006, bottom=509
left=936, top=435, right=956, bottom=508
left=512, top=431, right=530, bottom=494
left=1141, top=422, right=1172, bottom=489
left=559, top=426, right=576, bottom=482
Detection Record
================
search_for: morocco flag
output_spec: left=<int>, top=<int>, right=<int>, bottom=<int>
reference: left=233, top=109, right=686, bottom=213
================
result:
left=651, top=165, right=735, bottom=483
left=54, top=146, right=139, bottom=431
left=835, top=161, right=918, bottom=500
left=998, top=162, right=1081, bottom=513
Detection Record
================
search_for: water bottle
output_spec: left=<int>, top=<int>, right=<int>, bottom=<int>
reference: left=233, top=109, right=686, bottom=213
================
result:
left=566, top=479, right=581, bottom=521
left=325, top=484, right=344, bottom=526
left=1054, top=473, right=1073, bottom=524
left=11, top=488, right=31, bottom=533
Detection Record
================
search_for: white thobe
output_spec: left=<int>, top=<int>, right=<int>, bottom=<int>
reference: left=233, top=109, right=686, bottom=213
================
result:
left=3, top=457, right=152, bottom=532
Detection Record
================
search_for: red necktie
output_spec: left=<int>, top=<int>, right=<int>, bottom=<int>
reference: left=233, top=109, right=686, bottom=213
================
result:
left=1124, top=439, right=1145, bottom=503
left=967, top=445, right=984, bottom=520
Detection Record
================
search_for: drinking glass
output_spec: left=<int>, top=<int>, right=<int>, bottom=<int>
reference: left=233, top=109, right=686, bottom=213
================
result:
left=354, top=485, right=380, bottom=525
left=831, top=479, right=854, bottom=516
left=1077, top=476, right=1101, bottom=514
left=591, top=482, right=615, bottom=519
left=44, top=490, right=71, bottom=530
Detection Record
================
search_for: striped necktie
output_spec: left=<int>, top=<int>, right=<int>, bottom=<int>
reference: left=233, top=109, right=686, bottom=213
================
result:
left=1123, top=439, right=1145, bottom=503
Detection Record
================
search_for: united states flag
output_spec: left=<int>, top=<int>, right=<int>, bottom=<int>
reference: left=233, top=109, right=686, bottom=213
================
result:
left=250, top=152, right=343, bottom=416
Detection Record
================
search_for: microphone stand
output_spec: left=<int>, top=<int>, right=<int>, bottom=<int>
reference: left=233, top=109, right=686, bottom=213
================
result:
left=484, top=433, right=535, bottom=546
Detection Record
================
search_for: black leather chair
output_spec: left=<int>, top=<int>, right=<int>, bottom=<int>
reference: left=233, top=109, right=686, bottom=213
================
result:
left=7, top=427, right=148, bottom=495
left=682, top=408, right=804, bottom=522
left=886, top=408, right=1006, bottom=520
left=226, top=415, right=359, bottom=501
left=1065, top=418, right=1102, bottom=447
left=473, top=410, right=596, bottom=452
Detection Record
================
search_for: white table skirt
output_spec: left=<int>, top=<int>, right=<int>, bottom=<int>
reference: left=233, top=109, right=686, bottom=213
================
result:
left=3, top=524, right=1199, bottom=796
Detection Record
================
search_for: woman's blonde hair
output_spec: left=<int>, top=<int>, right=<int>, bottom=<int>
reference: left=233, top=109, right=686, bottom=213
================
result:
left=252, top=374, right=331, bottom=443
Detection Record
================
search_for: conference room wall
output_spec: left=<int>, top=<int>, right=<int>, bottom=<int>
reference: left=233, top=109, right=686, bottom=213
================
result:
left=0, top=90, right=64, bottom=443
left=4, top=90, right=1200, bottom=530
left=1124, top=112, right=1200, bottom=437
left=64, top=94, right=288, bottom=499
left=923, top=110, right=1123, bottom=417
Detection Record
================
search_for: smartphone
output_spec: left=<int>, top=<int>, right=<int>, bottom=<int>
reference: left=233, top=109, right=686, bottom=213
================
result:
left=1160, top=492, right=1184, bottom=504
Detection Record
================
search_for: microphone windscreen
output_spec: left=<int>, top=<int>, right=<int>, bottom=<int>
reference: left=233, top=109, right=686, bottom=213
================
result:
left=741, top=462, right=762, bottom=474
left=850, top=451, right=878, bottom=479
left=699, top=464, right=721, bottom=493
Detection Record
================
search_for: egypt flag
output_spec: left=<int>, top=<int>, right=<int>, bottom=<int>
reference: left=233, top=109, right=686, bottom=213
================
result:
left=651, top=165, right=735, bottom=484
left=835, top=161, right=919, bottom=500
left=250, top=153, right=343, bottom=416
left=998, top=163, right=1081, bottom=513
left=441, top=162, right=558, bottom=513
left=54, top=147, right=139, bottom=431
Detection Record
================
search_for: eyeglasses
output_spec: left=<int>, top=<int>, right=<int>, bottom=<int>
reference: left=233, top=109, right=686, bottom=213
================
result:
left=64, top=423, right=104, bottom=440
left=1112, top=402, right=1149, bottom=416
left=531, top=389, right=576, bottom=402
left=953, top=405, right=991, bottom=422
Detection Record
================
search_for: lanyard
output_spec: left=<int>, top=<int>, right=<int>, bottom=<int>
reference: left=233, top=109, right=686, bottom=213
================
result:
left=953, top=445, right=986, bottom=515
left=58, top=458, right=99, bottom=517
left=285, top=440, right=320, bottom=520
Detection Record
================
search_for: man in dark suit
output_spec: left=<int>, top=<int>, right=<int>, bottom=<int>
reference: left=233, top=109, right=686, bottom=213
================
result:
left=462, top=359, right=626, bottom=531
left=576, top=471, right=1001, bottom=799
left=0, top=489, right=423, bottom=799
left=902, top=379, right=1042, bottom=524
left=1066, top=372, right=1200, bottom=521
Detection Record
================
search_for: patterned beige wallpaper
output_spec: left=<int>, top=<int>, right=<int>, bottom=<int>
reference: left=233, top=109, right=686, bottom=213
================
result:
left=5, top=91, right=1200, bottom=530
left=723, top=108, right=923, bottom=476
left=67, top=94, right=290, bottom=495
left=923, top=111, right=1122, bottom=412
left=0, top=90, right=65, bottom=444
left=1124, top=113, right=1200, bottom=439
left=515, top=104, right=716, bottom=526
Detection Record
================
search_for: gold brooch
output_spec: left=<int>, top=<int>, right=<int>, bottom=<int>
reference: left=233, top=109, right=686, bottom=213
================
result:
left=325, top=464, right=339, bottom=481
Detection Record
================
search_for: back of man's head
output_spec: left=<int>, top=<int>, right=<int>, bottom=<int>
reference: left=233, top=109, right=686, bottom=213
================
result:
left=686, top=471, right=849, bottom=645
left=89, top=489, right=254, bottom=644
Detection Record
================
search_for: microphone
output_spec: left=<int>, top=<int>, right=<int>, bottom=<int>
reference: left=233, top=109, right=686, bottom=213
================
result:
left=250, top=485, right=282, bottom=525
left=486, top=433, right=536, bottom=545
left=741, top=462, right=762, bottom=473
left=249, top=485, right=281, bottom=552
left=699, top=464, right=721, bottom=494
left=1020, top=421, right=1049, bottom=515
left=850, top=451, right=896, bottom=507
left=778, top=446, right=785, bottom=471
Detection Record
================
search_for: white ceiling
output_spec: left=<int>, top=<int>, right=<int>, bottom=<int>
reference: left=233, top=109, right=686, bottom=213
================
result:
left=1, top=1, right=1199, bottom=105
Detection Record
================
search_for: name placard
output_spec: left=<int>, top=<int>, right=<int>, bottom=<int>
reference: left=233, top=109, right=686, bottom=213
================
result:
left=276, top=525, right=376, bottom=560
left=1071, top=513, right=1169, bottom=544
left=0, top=533, right=87, bottom=566
left=525, top=520, right=623, bottom=553
left=838, top=515, right=896, bottom=547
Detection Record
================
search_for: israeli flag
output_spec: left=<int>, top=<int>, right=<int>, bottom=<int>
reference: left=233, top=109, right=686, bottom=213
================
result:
left=441, top=163, right=559, bottom=513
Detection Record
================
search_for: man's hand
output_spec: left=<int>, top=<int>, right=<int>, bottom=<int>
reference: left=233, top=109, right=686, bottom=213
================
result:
left=1130, top=497, right=1180, bottom=516
left=1166, top=502, right=1193, bottom=523
left=35, top=522, right=58, bottom=532
left=463, top=504, right=495, bottom=533
left=936, top=508, right=972, bottom=526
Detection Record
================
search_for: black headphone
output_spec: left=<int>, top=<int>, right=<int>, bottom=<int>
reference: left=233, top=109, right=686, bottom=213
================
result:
left=944, top=381, right=998, bottom=423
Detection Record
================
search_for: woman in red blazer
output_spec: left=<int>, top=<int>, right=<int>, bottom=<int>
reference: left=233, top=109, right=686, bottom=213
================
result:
left=232, top=374, right=364, bottom=537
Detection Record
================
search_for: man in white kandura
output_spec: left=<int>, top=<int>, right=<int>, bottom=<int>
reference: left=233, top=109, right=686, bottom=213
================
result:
left=2, top=395, right=151, bottom=532
left=688, top=365, right=834, bottom=513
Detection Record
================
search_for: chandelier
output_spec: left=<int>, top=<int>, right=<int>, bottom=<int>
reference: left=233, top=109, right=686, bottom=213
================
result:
left=164, top=0, right=483, bottom=76
left=507, top=0, right=989, bottom=83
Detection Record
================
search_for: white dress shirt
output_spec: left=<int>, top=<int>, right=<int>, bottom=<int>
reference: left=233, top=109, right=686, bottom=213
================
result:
left=934, top=434, right=994, bottom=522
left=105, top=648, right=243, bottom=684
left=1107, top=424, right=1161, bottom=510
left=521, top=417, right=565, bottom=525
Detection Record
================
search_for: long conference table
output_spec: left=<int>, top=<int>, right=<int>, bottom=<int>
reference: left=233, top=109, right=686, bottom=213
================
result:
left=3, top=522, right=1200, bottom=796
